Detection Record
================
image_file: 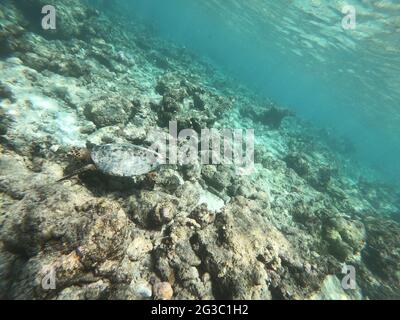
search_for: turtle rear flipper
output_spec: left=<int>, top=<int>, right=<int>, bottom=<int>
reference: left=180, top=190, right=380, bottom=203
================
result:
left=57, top=164, right=96, bottom=182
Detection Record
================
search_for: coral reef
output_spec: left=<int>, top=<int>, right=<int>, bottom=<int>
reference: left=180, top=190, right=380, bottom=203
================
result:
left=0, top=0, right=399, bottom=300
left=242, top=103, right=294, bottom=129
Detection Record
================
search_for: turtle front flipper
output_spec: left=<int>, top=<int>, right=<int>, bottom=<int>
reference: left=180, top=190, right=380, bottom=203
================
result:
left=57, top=164, right=97, bottom=182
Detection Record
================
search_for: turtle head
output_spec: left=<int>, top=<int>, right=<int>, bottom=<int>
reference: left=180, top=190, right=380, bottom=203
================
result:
left=68, top=147, right=91, bottom=162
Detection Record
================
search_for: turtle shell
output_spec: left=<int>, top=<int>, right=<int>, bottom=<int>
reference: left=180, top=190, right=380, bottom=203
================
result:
left=90, top=144, right=163, bottom=177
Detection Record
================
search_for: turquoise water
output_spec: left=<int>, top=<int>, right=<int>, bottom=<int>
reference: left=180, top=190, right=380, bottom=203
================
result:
left=119, top=0, right=400, bottom=182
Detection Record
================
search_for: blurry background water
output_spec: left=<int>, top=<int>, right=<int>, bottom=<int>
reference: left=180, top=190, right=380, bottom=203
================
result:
left=102, top=0, right=400, bottom=183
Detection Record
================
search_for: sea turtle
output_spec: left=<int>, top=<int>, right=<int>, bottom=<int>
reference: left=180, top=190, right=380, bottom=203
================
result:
left=58, top=143, right=165, bottom=182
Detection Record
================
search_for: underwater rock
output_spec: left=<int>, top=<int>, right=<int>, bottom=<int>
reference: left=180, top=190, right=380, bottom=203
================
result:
left=155, top=73, right=231, bottom=128
left=152, top=281, right=174, bottom=300
left=310, top=275, right=362, bottom=300
left=0, top=108, right=11, bottom=136
left=77, top=201, right=130, bottom=267
left=86, top=126, right=126, bottom=146
left=155, top=72, right=182, bottom=96
left=0, top=82, right=14, bottom=101
left=197, top=188, right=225, bottom=213
left=0, top=243, right=16, bottom=299
left=122, top=124, right=147, bottom=144
left=201, top=165, right=232, bottom=192
left=310, top=167, right=333, bottom=191
left=243, top=104, right=294, bottom=129
left=174, top=181, right=202, bottom=212
left=8, top=251, right=87, bottom=299
left=191, top=196, right=310, bottom=299
left=15, top=0, right=99, bottom=40
left=228, top=178, right=263, bottom=200
left=261, top=106, right=294, bottom=129
left=153, top=199, right=178, bottom=226
left=0, top=180, right=132, bottom=299
left=155, top=73, right=187, bottom=118
left=323, top=216, right=366, bottom=262
left=19, top=46, right=91, bottom=77
left=148, top=50, right=171, bottom=70
left=284, top=153, right=310, bottom=177
left=79, top=122, right=97, bottom=135
left=362, top=216, right=400, bottom=285
left=128, top=191, right=179, bottom=229
left=152, top=218, right=213, bottom=299
left=181, top=163, right=202, bottom=181
left=84, top=97, right=133, bottom=128
left=0, top=59, right=89, bottom=152
left=130, top=279, right=153, bottom=300
left=189, top=204, right=216, bottom=227
left=126, top=235, right=153, bottom=262
left=0, top=1, right=26, bottom=55
left=2, top=189, right=130, bottom=263
left=291, top=200, right=322, bottom=227
left=88, top=46, right=122, bottom=73
left=154, top=169, right=184, bottom=194
left=56, top=280, right=110, bottom=300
